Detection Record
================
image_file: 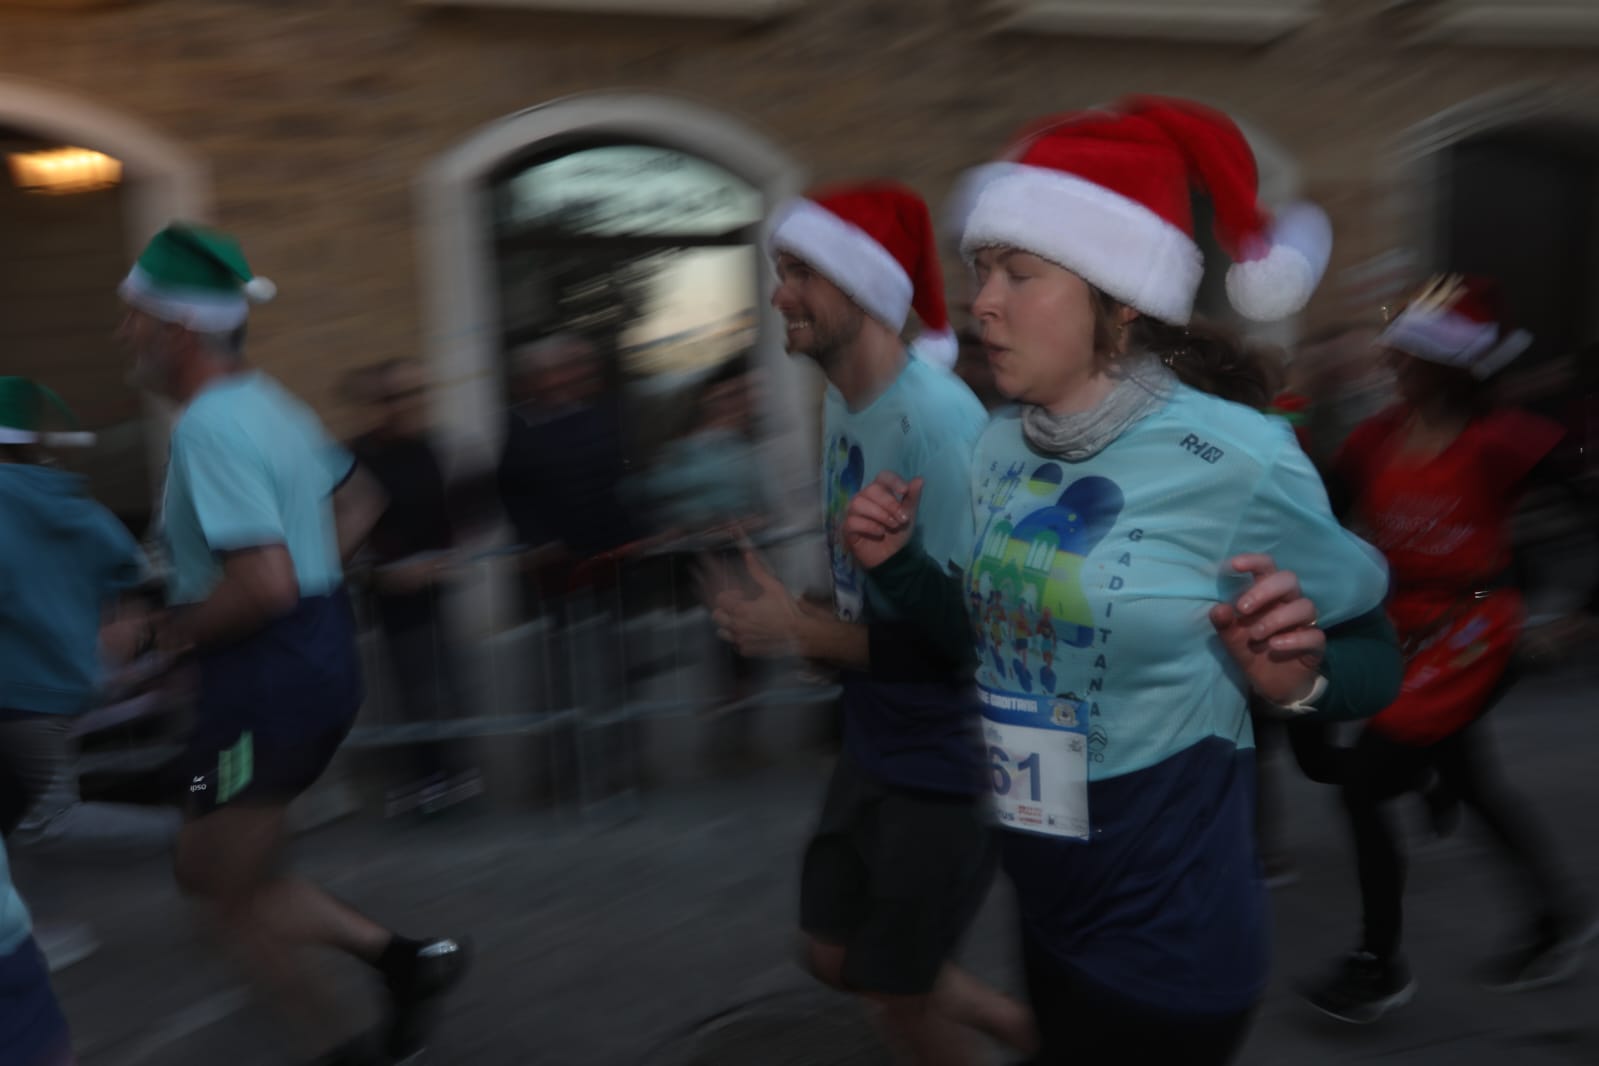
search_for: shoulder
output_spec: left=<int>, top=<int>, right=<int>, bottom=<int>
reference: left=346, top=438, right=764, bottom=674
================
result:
left=1139, top=385, right=1289, bottom=473
left=976, top=406, right=1024, bottom=452
left=1472, top=406, right=1565, bottom=451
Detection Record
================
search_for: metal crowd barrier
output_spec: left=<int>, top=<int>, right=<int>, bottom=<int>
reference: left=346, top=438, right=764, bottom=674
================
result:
left=75, top=526, right=841, bottom=823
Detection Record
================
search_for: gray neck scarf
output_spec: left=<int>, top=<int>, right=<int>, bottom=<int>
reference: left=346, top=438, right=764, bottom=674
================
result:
left=1021, top=352, right=1177, bottom=461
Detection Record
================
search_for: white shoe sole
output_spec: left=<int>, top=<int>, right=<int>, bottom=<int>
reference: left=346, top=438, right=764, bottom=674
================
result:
left=1306, top=979, right=1416, bottom=1025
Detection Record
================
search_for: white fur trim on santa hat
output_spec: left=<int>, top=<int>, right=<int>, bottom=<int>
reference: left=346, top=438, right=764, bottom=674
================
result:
left=0, top=427, right=95, bottom=448
left=768, top=198, right=914, bottom=331
left=959, top=166, right=1203, bottom=325
left=1226, top=203, right=1331, bottom=323
left=1380, top=307, right=1531, bottom=379
left=913, top=327, right=959, bottom=371
left=118, top=264, right=251, bottom=333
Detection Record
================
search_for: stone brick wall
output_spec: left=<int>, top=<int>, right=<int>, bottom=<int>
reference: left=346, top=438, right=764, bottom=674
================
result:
left=0, top=0, right=1596, bottom=423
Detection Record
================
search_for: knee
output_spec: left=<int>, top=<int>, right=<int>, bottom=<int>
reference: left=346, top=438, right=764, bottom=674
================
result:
left=865, top=992, right=932, bottom=1035
left=803, top=938, right=847, bottom=989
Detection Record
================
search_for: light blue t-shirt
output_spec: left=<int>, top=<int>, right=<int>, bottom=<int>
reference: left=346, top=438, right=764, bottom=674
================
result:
left=954, top=385, right=1389, bottom=1013
left=0, top=839, right=29, bottom=957
left=964, top=385, right=1388, bottom=779
left=163, top=372, right=354, bottom=605
left=824, top=353, right=991, bottom=793
left=823, top=354, right=988, bottom=623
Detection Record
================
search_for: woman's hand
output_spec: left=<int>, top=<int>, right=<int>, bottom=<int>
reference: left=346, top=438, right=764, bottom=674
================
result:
left=841, top=472, right=923, bottom=570
left=1210, top=553, right=1326, bottom=707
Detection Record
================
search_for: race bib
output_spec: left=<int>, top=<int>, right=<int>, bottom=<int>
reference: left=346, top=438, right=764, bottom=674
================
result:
left=978, top=686, right=1090, bottom=840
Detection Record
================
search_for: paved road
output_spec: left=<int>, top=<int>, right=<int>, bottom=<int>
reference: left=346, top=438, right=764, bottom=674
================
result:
left=27, top=663, right=1599, bottom=1065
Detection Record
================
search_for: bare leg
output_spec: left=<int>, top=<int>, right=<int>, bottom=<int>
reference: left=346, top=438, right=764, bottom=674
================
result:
left=867, top=993, right=983, bottom=1066
left=805, top=937, right=1036, bottom=1061
left=174, top=805, right=392, bottom=1054
left=932, top=964, right=1038, bottom=1056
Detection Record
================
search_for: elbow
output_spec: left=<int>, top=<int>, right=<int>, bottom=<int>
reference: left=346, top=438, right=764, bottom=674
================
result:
left=260, top=575, right=300, bottom=619
left=253, top=553, right=301, bottom=619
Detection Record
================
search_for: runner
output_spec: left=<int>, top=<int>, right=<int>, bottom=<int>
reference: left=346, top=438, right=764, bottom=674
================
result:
left=712, top=182, right=1035, bottom=1065
left=0, top=836, right=73, bottom=1066
left=0, top=375, right=180, bottom=971
left=117, top=223, right=469, bottom=1065
left=1295, top=274, right=1596, bottom=1023
left=841, top=96, right=1402, bottom=1064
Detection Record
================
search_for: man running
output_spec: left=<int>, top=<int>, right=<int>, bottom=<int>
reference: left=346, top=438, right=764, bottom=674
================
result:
left=118, top=223, right=468, bottom=1065
left=713, top=183, right=1033, bottom=1065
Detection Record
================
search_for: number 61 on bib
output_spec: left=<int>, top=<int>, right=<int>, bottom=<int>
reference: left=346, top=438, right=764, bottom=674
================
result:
left=978, top=688, right=1090, bottom=841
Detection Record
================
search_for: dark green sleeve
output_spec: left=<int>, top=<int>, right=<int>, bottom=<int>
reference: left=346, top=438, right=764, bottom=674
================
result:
left=866, top=544, right=976, bottom=668
left=1308, top=606, right=1401, bottom=721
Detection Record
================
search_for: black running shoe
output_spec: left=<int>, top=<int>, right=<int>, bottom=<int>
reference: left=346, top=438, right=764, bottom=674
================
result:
left=1300, top=951, right=1415, bottom=1024
left=383, top=937, right=472, bottom=1063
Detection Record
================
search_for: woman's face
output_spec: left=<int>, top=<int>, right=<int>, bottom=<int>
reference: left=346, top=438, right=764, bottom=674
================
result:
left=1386, top=348, right=1443, bottom=408
left=969, top=247, right=1108, bottom=412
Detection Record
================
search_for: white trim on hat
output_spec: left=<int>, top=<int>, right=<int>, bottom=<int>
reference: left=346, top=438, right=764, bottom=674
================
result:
left=0, top=427, right=93, bottom=447
left=959, top=166, right=1204, bottom=325
left=1379, top=307, right=1531, bottom=378
left=768, top=198, right=914, bottom=331
left=118, top=263, right=250, bottom=333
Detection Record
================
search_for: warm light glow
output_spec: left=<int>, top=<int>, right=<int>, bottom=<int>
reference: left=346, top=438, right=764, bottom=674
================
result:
left=7, top=147, right=122, bottom=195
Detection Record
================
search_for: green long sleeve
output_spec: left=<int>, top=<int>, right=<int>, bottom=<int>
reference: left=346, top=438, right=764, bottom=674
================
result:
left=866, top=544, right=976, bottom=668
left=868, top=544, right=1401, bottom=722
left=1310, top=606, right=1402, bottom=721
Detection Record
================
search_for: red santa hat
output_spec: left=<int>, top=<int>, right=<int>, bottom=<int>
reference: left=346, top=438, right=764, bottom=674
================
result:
left=767, top=181, right=958, bottom=369
left=1380, top=274, right=1531, bottom=379
left=952, top=95, right=1333, bottom=325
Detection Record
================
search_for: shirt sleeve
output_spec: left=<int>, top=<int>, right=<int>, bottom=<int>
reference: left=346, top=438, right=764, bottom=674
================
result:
left=173, top=417, right=287, bottom=553
left=1227, top=426, right=1391, bottom=628
left=321, top=434, right=357, bottom=495
left=911, top=435, right=979, bottom=574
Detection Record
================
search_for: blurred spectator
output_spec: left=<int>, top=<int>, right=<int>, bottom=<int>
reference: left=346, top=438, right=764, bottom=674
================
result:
left=498, top=332, right=642, bottom=633
left=498, top=333, right=640, bottom=570
left=636, top=360, right=766, bottom=535
left=1292, top=322, right=1391, bottom=467
left=349, top=359, right=483, bottom=818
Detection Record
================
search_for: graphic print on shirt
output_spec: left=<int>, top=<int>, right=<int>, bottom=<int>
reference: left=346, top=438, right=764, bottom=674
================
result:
left=968, top=460, right=1124, bottom=697
left=824, top=434, right=867, bottom=620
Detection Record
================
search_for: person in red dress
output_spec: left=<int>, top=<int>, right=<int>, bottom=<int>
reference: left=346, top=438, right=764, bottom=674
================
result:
left=1295, top=275, right=1594, bottom=1024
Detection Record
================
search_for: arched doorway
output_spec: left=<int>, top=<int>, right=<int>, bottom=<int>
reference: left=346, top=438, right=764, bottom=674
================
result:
left=417, top=92, right=815, bottom=554
left=0, top=76, right=208, bottom=532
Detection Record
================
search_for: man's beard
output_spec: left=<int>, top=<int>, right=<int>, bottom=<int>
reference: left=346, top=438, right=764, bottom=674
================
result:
left=804, top=306, right=866, bottom=371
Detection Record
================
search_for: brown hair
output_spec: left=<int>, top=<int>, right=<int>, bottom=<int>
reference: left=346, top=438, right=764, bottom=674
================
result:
left=1088, top=288, right=1275, bottom=409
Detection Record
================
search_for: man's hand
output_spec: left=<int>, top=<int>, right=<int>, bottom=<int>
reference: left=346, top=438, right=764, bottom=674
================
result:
left=706, top=548, right=805, bottom=658
left=1209, top=553, right=1326, bottom=707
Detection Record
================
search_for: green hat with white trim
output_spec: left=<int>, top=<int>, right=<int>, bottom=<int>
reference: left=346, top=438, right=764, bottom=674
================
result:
left=119, top=223, right=276, bottom=332
left=0, top=377, right=96, bottom=448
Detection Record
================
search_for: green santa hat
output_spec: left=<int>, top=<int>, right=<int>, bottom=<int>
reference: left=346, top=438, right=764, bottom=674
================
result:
left=119, top=222, right=276, bottom=332
left=0, top=377, right=96, bottom=448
